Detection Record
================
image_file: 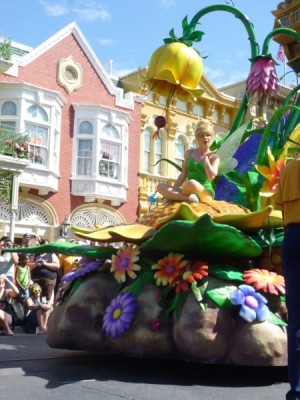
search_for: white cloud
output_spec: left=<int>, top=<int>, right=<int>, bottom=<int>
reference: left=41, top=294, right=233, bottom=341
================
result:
left=72, top=6, right=111, bottom=22
left=38, top=1, right=69, bottom=16
left=38, top=0, right=111, bottom=22
left=97, top=38, right=113, bottom=46
left=159, top=0, right=176, bottom=9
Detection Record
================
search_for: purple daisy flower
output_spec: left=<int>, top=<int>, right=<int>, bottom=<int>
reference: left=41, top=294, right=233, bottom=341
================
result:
left=62, top=260, right=102, bottom=283
left=102, top=292, right=137, bottom=338
left=230, top=284, right=269, bottom=323
left=246, top=56, right=279, bottom=99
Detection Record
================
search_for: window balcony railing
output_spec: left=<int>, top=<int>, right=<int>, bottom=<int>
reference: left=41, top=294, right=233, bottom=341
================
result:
left=0, top=128, right=30, bottom=159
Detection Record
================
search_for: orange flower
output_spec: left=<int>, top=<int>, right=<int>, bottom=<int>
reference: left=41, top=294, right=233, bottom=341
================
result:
left=243, top=268, right=285, bottom=295
left=255, top=147, right=287, bottom=197
left=170, top=260, right=208, bottom=294
left=152, top=253, right=188, bottom=286
left=111, top=244, right=140, bottom=283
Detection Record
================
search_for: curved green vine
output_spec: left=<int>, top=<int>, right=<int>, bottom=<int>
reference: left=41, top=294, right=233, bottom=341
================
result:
left=256, top=104, right=300, bottom=164
left=261, top=27, right=300, bottom=57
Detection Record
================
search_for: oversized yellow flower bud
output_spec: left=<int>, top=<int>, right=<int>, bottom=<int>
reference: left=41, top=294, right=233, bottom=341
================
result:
left=141, top=42, right=204, bottom=102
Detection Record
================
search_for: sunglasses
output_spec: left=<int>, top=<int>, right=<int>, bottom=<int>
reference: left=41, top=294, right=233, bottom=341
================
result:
left=32, top=289, right=41, bottom=293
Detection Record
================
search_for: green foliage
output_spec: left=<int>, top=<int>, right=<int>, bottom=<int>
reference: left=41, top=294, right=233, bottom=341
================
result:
left=209, top=264, right=243, bottom=281
left=191, top=281, right=208, bottom=311
left=267, top=310, right=287, bottom=326
left=140, top=214, right=262, bottom=258
left=163, top=15, right=204, bottom=47
left=206, top=286, right=236, bottom=308
left=0, top=39, right=11, bottom=61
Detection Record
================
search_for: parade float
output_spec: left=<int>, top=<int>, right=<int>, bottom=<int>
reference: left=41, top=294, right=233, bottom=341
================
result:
left=12, top=2, right=300, bottom=366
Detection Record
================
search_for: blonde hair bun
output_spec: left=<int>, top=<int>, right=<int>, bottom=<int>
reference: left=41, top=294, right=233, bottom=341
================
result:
left=195, top=118, right=214, bottom=136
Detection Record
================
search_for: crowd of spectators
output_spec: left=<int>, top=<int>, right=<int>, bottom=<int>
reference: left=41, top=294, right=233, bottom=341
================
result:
left=0, top=233, right=82, bottom=335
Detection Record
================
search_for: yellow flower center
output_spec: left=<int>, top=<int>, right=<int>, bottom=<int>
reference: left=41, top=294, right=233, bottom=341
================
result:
left=113, top=308, right=121, bottom=319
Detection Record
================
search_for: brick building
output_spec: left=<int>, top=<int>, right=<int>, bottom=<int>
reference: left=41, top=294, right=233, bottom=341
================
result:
left=0, top=22, right=142, bottom=242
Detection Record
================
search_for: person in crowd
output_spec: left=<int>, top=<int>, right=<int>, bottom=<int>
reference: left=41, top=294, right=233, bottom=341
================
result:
left=157, top=118, right=220, bottom=203
left=31, top=239, right=60, bottom=304
left=0, top=236, right=18, bottom=287
left=275, top=155, right=300, bottom=400
left=21, top=232, right=41, bottom=248
left=0, top=274, right=19, bottom=335
left=21, top=232, right=41, bottom=270
left=24, top=282, right=52, bottom=334
left=15, top=253, right=31, bottom=299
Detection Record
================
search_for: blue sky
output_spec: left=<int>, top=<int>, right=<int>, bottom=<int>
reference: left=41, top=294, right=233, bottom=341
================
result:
left=0, top=0, right=295, bottom=88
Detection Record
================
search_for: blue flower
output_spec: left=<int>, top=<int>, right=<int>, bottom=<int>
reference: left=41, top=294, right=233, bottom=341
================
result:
left=148, top=193, right=158, bottom=204
left=230, top=284, right=269, bottom=323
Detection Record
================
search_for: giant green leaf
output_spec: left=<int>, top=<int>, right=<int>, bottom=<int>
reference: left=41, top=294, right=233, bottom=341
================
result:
left=7, top=241, right=117, bottom=258
left=140, top=214, right=262, bottom=258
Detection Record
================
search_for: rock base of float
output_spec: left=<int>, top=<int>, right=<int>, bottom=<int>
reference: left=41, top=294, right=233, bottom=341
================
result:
left=46, top=271, right=287, bottom=366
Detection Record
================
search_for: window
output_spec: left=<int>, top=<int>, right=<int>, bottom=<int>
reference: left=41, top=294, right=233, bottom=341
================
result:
left=76, top=121, right=93, bottom=176
left=2, top=101, right=16, bottom=116
left=72, top=105, right=130, bottom=204
left=0, top=101, right=17, bottom=132
left=25, top=105, right=49, bottom=166
left=154, top=136, right=162, bottom=175
left=77, top=140, right=93, bottom=175
left=280, top=16, right=290, bottom=27
left=143, top=129, right=151, bottom=172
left=26, top=123, right=48, bottom=165
left=79, top=121, right=93, bottom=134
left=27, top=105, right=48, bottom=122
left=175, top=136, right=186, bottom=177
left=191, top=139, right=198, bottom=149
left=99, top=124, right=120, bottom=180
left=0, top=121, right=16, bottom=131
left=193, top=104, right=204, bottom=117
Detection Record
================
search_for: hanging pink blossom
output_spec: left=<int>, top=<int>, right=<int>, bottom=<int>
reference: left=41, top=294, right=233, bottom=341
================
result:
left=246, top=56, right=279, bottom=99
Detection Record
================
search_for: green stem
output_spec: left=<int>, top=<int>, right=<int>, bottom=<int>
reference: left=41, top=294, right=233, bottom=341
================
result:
left=280, top=85, right=300, bottom=143
left=256, top=105, right=300, bottom=164
left=261, top=27, right=300, bottom=56
left=189, top=5, right=259, bottom=61
left=188, top=5, right=259, bottom=134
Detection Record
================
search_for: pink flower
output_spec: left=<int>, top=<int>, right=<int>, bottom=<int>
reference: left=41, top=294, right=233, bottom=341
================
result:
left=246, top=57, right=279, bottom=99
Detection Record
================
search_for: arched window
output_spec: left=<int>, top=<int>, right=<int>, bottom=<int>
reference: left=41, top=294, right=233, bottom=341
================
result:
left=1, top=101, right=16, bottom=116
left=143, top=129, right=151, bottom=172
left=79, top=121, right=93, bottom=134
left=99, top=124, right=121, bottom=180
left=27, top=105, right=48, bottom=122
left=77, top=121, right=94, bottom=176
left=191, top=139, right=198, bottom=149
left=0, top=101, right=17, bottom=132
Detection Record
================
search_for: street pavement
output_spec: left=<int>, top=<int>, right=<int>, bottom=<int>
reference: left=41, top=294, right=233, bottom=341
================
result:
left=0, top=331, right=290, bottom=400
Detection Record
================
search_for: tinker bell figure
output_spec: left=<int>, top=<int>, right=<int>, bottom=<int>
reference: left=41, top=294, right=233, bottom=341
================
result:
left=156, top=117, right=247, bottom=203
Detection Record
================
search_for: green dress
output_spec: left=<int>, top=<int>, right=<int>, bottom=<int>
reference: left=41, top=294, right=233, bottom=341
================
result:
left=187, top=156, right=215, bottom=197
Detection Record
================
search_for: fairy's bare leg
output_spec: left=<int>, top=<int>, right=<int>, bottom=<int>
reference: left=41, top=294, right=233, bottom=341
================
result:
left=182, top=180, right=213, bottom=202
left=157, top=183, right=200, bottom=202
